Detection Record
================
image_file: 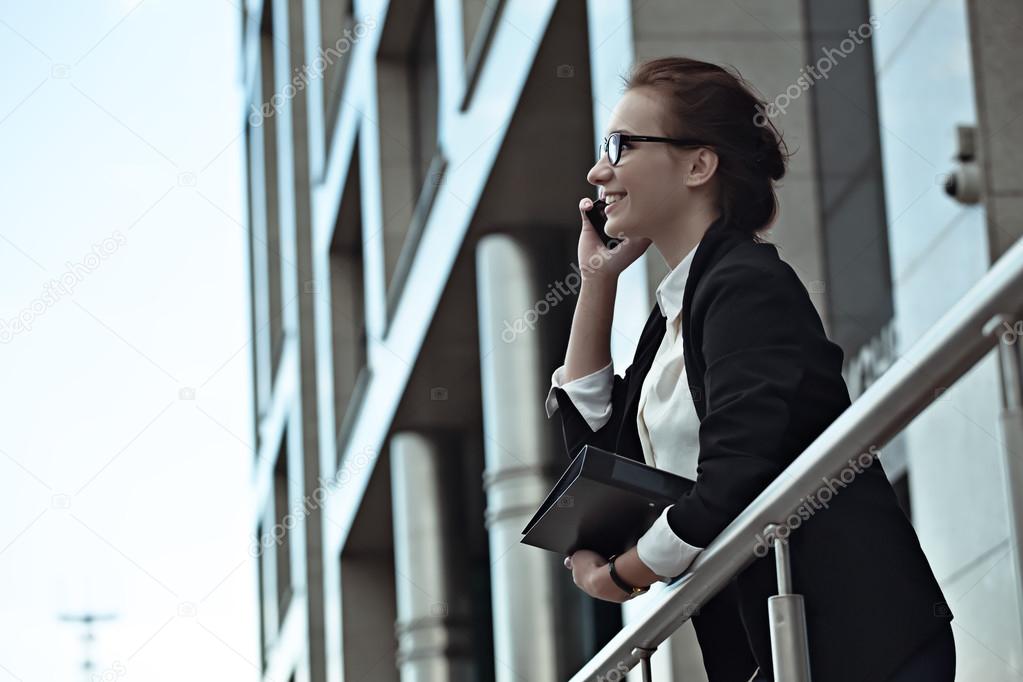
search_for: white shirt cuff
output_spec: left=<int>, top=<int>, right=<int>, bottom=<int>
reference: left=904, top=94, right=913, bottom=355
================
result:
left=544, top=361, right=615, bottom=432
left=636, top=505, right=705, bottom=581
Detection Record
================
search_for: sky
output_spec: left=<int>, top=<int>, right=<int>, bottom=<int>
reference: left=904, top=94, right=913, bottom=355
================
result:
left=0, top=1, right=259, bottom=680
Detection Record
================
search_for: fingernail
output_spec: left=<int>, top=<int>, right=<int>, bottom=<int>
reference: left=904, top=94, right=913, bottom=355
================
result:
left=564, top=557, right=571, bottom=568
left=582, top=200, right=592, bottom=210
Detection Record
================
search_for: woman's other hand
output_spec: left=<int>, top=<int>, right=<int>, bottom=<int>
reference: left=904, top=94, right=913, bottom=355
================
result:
left=564, top=549, right=631, bottom=603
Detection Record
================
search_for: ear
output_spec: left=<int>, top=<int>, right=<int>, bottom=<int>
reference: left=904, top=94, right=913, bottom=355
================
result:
left=683, top=147, right=719, bottom=188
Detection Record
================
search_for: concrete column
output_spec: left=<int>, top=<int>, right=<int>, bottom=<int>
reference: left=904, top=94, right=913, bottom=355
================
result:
left=390, top=431, right=475, bottom=682
left=967, top=0, right=1023, bottom=660
left=475, top=233, right=563, bottom=682
left=967, top=0, right=1023, bottom=261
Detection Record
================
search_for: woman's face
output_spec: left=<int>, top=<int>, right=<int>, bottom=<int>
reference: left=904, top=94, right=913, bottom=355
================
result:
left=586, top=88, right=698, bottom=243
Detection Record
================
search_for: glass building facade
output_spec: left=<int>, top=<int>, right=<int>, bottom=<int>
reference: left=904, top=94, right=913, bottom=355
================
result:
left=238, top=0, right=1023, bottom=679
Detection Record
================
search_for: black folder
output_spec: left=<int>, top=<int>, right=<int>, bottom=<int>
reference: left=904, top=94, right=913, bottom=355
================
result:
left=520, top=445, right=696, bottom=558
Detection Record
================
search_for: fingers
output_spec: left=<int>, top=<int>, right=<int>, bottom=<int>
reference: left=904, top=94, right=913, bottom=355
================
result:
left=579, top=198, right=595, bottom=228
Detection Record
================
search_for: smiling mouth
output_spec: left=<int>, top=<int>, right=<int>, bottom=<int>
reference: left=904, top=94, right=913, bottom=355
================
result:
left=605, top=195, right=627, bottom=213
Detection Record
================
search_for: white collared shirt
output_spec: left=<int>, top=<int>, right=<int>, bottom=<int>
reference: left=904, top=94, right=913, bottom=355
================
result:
left=544, top=246, right=704, bottom=580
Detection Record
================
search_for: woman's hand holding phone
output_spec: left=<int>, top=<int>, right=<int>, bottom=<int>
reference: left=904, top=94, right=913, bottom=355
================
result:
left=577, top=197, right=651, bottom=282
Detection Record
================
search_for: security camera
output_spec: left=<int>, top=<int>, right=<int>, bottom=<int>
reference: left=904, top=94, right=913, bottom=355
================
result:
left=943, top=164, right=981, bottom=205
left=943, top=125, right=982, bottom=206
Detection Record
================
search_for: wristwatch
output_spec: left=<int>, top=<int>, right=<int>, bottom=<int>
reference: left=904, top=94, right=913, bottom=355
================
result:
left=607, top=554, right=649, bottom=598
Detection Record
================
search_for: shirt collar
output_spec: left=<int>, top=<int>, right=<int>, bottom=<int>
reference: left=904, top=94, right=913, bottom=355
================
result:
left=655, top=243, right=698, bottom=324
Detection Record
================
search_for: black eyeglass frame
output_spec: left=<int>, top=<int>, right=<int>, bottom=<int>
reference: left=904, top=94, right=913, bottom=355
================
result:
left=599, top=132, right=711, bottom=166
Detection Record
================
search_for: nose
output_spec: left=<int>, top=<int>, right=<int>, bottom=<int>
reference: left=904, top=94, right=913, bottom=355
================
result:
left=587, top=154, right=612, bottom=193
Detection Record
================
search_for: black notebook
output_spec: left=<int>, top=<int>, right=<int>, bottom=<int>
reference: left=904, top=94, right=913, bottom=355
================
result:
left=520, top=445, right=696, bottom=558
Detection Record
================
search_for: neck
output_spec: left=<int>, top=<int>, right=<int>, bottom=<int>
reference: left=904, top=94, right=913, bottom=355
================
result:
left=654, top=203, right=722, bottom=270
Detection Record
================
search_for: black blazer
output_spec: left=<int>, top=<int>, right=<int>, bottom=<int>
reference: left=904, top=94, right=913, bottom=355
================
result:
left=551, top=218, right=953, bottom=682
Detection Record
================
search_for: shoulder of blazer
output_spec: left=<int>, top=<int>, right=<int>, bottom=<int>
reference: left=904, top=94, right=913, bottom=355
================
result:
left=711, top=242, right=834, bottom=353
left=679, top=228, right=781, bottom=329
left=695, top=239, right=789, bottom=292
left=682, top=235, right=821, bottom=369
left=690, top=238, right=804, bottom=314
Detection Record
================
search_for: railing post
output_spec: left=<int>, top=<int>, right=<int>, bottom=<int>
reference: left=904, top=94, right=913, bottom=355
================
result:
left=765, top=523, right=813, bottom=681
left=986, top=313, right=1023, bottom=658
left=629, top=646, right=656, bottom=682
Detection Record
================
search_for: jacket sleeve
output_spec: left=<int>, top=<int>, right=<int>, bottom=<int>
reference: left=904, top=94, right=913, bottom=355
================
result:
left=548, top=361, right=635, bottom=460
left=664, top=258, right=809, bottom=552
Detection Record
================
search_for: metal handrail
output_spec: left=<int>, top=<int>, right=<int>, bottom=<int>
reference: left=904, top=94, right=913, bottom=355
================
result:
left=569, top=233, right=1023, bottom=681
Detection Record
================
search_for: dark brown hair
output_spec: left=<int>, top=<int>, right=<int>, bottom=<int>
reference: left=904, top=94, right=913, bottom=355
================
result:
left=623, top=56, right=789, bottom=241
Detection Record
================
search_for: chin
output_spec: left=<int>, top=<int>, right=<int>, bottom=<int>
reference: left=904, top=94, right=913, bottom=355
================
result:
left=606, top=217, right=636, bottom=241
left=604, top=215, right=626, bottom=236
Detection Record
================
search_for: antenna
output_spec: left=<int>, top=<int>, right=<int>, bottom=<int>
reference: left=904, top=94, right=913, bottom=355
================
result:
left=58, top=612, right=117, bottom=682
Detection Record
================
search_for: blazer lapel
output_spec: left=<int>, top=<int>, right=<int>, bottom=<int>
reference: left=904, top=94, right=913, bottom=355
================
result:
left=679, top=217, right=742, bottom=335
left=622, top=305, right=667, bottom=421
left=620, top=218, right=746, bottom=428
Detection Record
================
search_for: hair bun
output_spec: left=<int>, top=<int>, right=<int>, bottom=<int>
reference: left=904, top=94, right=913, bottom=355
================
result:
left=754, top=125, right=786, bottom=181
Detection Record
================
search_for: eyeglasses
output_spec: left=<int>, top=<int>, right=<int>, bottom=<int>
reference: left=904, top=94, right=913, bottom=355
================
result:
left=598, top=132, right=710, bottom=167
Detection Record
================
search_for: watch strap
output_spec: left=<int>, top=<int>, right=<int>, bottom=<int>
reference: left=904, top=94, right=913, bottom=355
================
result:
left=608, top=554, right=647, bottom=597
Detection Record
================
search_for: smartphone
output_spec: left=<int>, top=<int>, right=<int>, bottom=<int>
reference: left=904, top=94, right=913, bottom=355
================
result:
left=585, top=198, right=622, bottom=249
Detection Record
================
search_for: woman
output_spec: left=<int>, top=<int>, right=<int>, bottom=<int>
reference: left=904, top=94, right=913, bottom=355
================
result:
left=545, top=57, right=955, bottom=682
